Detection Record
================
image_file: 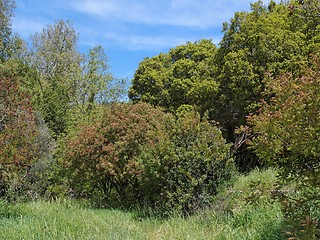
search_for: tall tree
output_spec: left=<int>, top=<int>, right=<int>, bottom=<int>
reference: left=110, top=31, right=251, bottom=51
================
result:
left=0, top=0, right=15, bottom=61
left=215, top=0, right=306, bottom=138
left=28, top=21, right=124, bottom=135
left=29, top=20, right=83, bottom=136
left=79, top=46, right=113, bottom=111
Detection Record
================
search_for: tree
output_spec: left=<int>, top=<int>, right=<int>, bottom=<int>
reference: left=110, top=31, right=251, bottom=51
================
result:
left=0, top=0, right=15, bottom=61
left=61, top=102, right=170, bottom=204
left=129, top=39, right=218, bottom=114
left=28, top=20, right=124, bottom=136
left=28, top=20, right=83, bottom=136
left=215, top=1, right=306, bottom=138
left=78, top=46, right=114, bottom=112
left=0, top=62, right=39, bottom=197
left=205, top=0, right=311, bottom=170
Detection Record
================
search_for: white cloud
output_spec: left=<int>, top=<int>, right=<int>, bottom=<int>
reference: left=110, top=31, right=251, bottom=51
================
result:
left=12, top=17, right=46, bottom=38
left=69, top=0, right=263, bottom=28
left=104, top=32, right=217, bottom=51
left=12, top=0, right=280, bottom=52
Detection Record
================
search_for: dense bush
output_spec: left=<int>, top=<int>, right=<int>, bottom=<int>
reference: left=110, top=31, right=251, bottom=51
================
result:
left=0, top=63, right=40, bottom=199
left=139, top=109, right=234, bottom=214
left=61, top=102, right=234, bottom=213
left=249, top=56, right=320, bottom=239
left=61, top=103, right=171, bottom=204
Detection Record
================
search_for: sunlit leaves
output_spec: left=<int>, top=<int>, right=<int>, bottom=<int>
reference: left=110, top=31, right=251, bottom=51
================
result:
left=129, top=39, right=218, bottom=113
left=250, top=57, right=320, bottom=169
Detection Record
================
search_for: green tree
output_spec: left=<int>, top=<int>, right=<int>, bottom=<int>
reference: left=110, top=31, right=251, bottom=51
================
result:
left=28, top=21, right=124, bottom=136
left=215, top=0, right=306, bottom=137
left=0, top=0, right=15, bottom=61
left=78, top=45, right=117, bottom=112
left=28, top=20, right=83, bottom=136
left=207, top=0, right=312, bottom=170
left=129, top=39, right=218, bottom=114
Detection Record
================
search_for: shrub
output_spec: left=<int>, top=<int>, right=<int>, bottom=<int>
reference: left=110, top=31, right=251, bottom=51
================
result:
left=0, top=63, right=39, bottom=199
left=139, top=110, right=234, bottom=214
left=61, top=102, right=170, bottom=204
left=61, top=103, right=234, bottom=213
left=249, top=56, right=320, bottom=239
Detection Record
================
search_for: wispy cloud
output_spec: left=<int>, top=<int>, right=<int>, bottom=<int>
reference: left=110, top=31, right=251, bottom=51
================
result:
left=69, top=0, right=260, bottom=29
left=103, top=32, right=219, bottom=51
left=65, top=0, right=281, bottom=52
left=11, top=0, right=281, bottom=80
left=13, top=0, right=279, bottom=50
left=12, top=17, right=46, bottom=38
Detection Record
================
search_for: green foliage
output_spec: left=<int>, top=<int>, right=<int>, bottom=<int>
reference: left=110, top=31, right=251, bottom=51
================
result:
left=0, top=62, right=40, bottom=198
left=27, top=21, right=126, bottom=137
left=61, top=103, right=233, bottom=214
left=28, top=20, right=82, bottom=136
left=128, top=1, right=317, bottom=153
left=139, top=110, right=234, bottom=214
left=3, top=2, right=320, bottom=237
left=129, top=39, right=218, bottom=114
left=78, top=45, right=127, bottom=112
left=215, top=1, right=307, bottom=137
left=0, top=170, right=284, bottom=240
left=249, top=56, right=320, bottom=239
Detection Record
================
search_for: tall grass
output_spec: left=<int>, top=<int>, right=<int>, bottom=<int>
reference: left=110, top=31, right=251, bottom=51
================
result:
left=0, top=168, right=285, bottom=240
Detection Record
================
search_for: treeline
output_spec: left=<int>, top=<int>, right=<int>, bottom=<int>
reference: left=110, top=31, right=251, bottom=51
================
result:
left=1, top=0, right=320, bottom=237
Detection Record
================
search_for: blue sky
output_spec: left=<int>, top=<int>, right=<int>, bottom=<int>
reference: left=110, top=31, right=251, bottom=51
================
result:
left=12, top=0, right=274, bottom=81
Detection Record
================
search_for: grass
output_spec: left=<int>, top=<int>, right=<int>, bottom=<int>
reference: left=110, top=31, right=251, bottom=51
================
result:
left=0, top=168, right=285, bottom=240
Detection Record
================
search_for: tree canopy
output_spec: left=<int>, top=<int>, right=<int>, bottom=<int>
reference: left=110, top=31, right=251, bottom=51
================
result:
left=129, top=39, right=218, bottom=114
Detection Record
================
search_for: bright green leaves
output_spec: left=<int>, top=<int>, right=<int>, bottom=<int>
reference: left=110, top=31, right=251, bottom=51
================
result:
left=129, top=53, right=171, bottom=108
left=79, top=45, right=114, bottom=110
left=28, top=20, right=120, bottom=137
left=129, top=39, right=218, bottom=114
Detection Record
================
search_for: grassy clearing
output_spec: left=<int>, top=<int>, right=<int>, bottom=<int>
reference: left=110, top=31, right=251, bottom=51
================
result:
left=0, top=168, right=285, bottom=240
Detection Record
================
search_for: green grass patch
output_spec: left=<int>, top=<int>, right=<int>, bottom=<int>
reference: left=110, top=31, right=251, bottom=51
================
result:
left=0, top=168, right=285, bottom=240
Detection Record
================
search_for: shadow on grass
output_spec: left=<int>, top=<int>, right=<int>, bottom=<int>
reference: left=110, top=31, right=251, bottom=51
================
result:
left=0, top=202, right=25, bottom=221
